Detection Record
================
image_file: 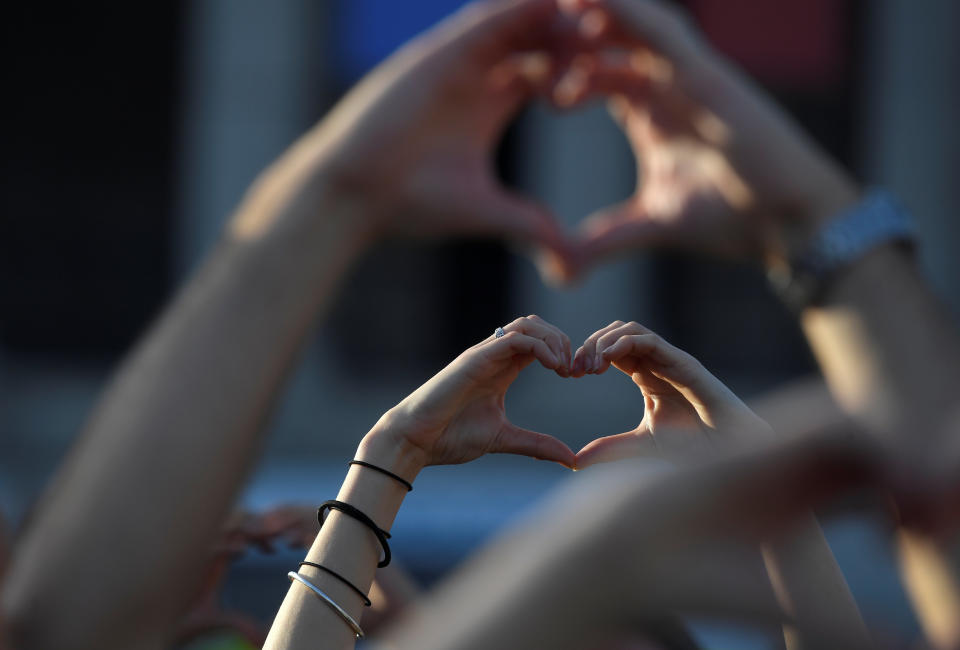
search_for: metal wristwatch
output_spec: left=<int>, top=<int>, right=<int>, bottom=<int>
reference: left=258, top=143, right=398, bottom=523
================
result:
left=767, top=190, right=915, bottom=312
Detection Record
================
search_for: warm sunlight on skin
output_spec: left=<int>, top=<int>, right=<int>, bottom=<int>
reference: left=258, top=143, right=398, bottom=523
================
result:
left=897, top=530, right=960, bottom=647
left=569, top=320, right=772, bottom=468
left=801, top=307, right=887, bottom=419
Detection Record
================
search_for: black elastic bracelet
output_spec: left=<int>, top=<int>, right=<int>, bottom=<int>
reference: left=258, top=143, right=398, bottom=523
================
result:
left=349, top=460, right=413, bottom=492
left=318, top=500, right=392, bottom=568
left=299, top=561, right=372, bottom=607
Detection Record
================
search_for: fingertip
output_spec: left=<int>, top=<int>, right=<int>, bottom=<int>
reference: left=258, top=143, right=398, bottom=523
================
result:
left=552, top=71, right=588, bottom=108
left=571, top=348, right=585, bottom=376
left=557, top=0, right=588, bottom=15
left=579, top=8, right=608, bottom=39
left=601, top=343, right=620, bottom=359
left=573, top=449, right=599, bottom=470
left=553, top=452, right=577, bottom=470
left=544, top=350, right=561, bottom=369
left=541, top=438, right=577, bottom=469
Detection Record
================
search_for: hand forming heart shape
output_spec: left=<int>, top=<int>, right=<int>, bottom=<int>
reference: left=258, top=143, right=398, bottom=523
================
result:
left=357, top=315, right=773, bottom=476
left=316, top=0, right=857, bottom=290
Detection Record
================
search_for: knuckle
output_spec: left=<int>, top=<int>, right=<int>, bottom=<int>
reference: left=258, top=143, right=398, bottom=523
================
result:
left=630, top=334, right=650, bottom=349
left=682, top=352, right=703, bottom=371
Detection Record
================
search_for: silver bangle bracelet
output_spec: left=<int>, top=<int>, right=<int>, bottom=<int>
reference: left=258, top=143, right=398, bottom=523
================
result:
left=288, top=571, right=365, bottom=639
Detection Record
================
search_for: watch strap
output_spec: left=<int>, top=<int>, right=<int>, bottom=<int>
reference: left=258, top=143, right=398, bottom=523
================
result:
left=768, top=190, right=915, bottom=312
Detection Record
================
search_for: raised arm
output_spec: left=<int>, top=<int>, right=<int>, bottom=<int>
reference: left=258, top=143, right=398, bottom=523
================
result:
left=264, top=316, right=574, bottom=650
left=558, top=0, right=960, bottom=460
left=572, top=320, right=869, bottom=648
left=0, top=2, right=572, bottom=648
left=558, top=0, right=960, bottom=643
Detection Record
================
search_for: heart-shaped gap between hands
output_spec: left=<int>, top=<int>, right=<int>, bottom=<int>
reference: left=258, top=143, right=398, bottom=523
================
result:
left=379, top=315, right=773, bottom=475
left=322, top=0, right=768, bottom=287
left=401, top=0, right=857, bottom=288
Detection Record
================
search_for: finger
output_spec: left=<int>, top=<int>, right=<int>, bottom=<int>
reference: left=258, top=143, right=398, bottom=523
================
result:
left=502, top=315, right=566, bottom=370
left=558, top=0, right=643, bottom=50
left=486, top=51, right=560, bottom=127
left=592, top=320, right=651, bottom=373
left=465, top=186, right=571, bottom=255
left=492, top=421, right=576, bottom=468
left=446, top=0, right=561, bottom=58
left=601, top=333, right=742, bottom=417
left=573, top=320, right=625, bottom=376
left=532, top=243, right=581, bottom=288
left=576, top=430, right=658, bottom=469
left=517, top=314, right=573, bottom=373
left=482, top=315, right=572, bottom=374
left=562, top=0, right=706, bottom=67
left=575, top=201, right=671, bottom=273
left=483, top=330, right=561, bottom=370
left=552, top=52, right=659, bottom=109
left=489, top=51, right=553, bottom=96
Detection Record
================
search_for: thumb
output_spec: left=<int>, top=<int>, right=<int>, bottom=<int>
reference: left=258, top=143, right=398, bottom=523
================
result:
left=574, top=201, right=668, bottom=275
left=476, top=190, right=578, bottom=283
left=575, top=430, right=658, bottom=469
left=492, top=421, right=576, bottom=469
left=483, top=190, right=568, bottom=251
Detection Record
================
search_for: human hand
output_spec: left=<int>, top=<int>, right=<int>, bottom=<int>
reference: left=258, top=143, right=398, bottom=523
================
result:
left=359, top=315, right=576, bottom=478
left=551, top=0, right=860, bottom=279
left=301, top=0, right=575, bottom=257
left=572, top=320, right=772, bottom=467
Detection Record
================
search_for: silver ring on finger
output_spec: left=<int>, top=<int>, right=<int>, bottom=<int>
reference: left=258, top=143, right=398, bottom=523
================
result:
left=494, top=327, right=506, bottom=338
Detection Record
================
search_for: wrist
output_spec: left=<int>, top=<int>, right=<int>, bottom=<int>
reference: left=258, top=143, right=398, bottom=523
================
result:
left=767, top=189, right=915, bottom=314
left=764, top=159, right=862, bottom=262
left=355, top=412, right=428, bottom=487
left=763, top=176, right=862, bottom=270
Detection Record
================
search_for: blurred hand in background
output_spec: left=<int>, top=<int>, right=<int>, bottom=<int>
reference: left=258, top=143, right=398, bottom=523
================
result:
left=549, top=0, right=859, bottom=281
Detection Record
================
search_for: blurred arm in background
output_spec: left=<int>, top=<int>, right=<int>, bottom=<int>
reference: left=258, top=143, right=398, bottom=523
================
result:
left=0, top=2, right=574, bottom=648
left=555, top=0, right=960, bottom=644
left=570, top=320, right=869, bottom=648
left=382, top=421, right=892, bottom=650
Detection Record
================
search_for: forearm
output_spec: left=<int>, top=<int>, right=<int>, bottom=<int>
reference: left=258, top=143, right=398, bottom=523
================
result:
left=265, top=425, right=422, bottom=650
left=801, top=244, right=960, bottom=437
left=762, top=514, right=869, bottom=649
left=2, top=156, right=373, bottom=649
left=796, top=234, right=960, bottom=645
left=382, top=476, right=630, bottom=650
left=382, top=466, right=784, bottom=650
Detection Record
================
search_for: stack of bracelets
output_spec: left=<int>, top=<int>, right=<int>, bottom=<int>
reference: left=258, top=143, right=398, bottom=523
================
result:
left=285, top=460, right=414, bottom=639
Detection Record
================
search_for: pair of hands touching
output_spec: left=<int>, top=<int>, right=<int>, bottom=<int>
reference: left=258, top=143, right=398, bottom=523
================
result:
left=361, top=315, right=769, bottom=476
left=276, top=0, right=858, bottom=284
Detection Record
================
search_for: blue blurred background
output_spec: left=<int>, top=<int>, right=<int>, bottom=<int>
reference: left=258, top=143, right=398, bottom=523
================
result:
left=3, top=0, right=959, bottom=646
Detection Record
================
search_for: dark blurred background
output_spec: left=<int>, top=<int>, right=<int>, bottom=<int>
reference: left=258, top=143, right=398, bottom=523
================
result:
left=2, top=0, right=959, bottom=645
